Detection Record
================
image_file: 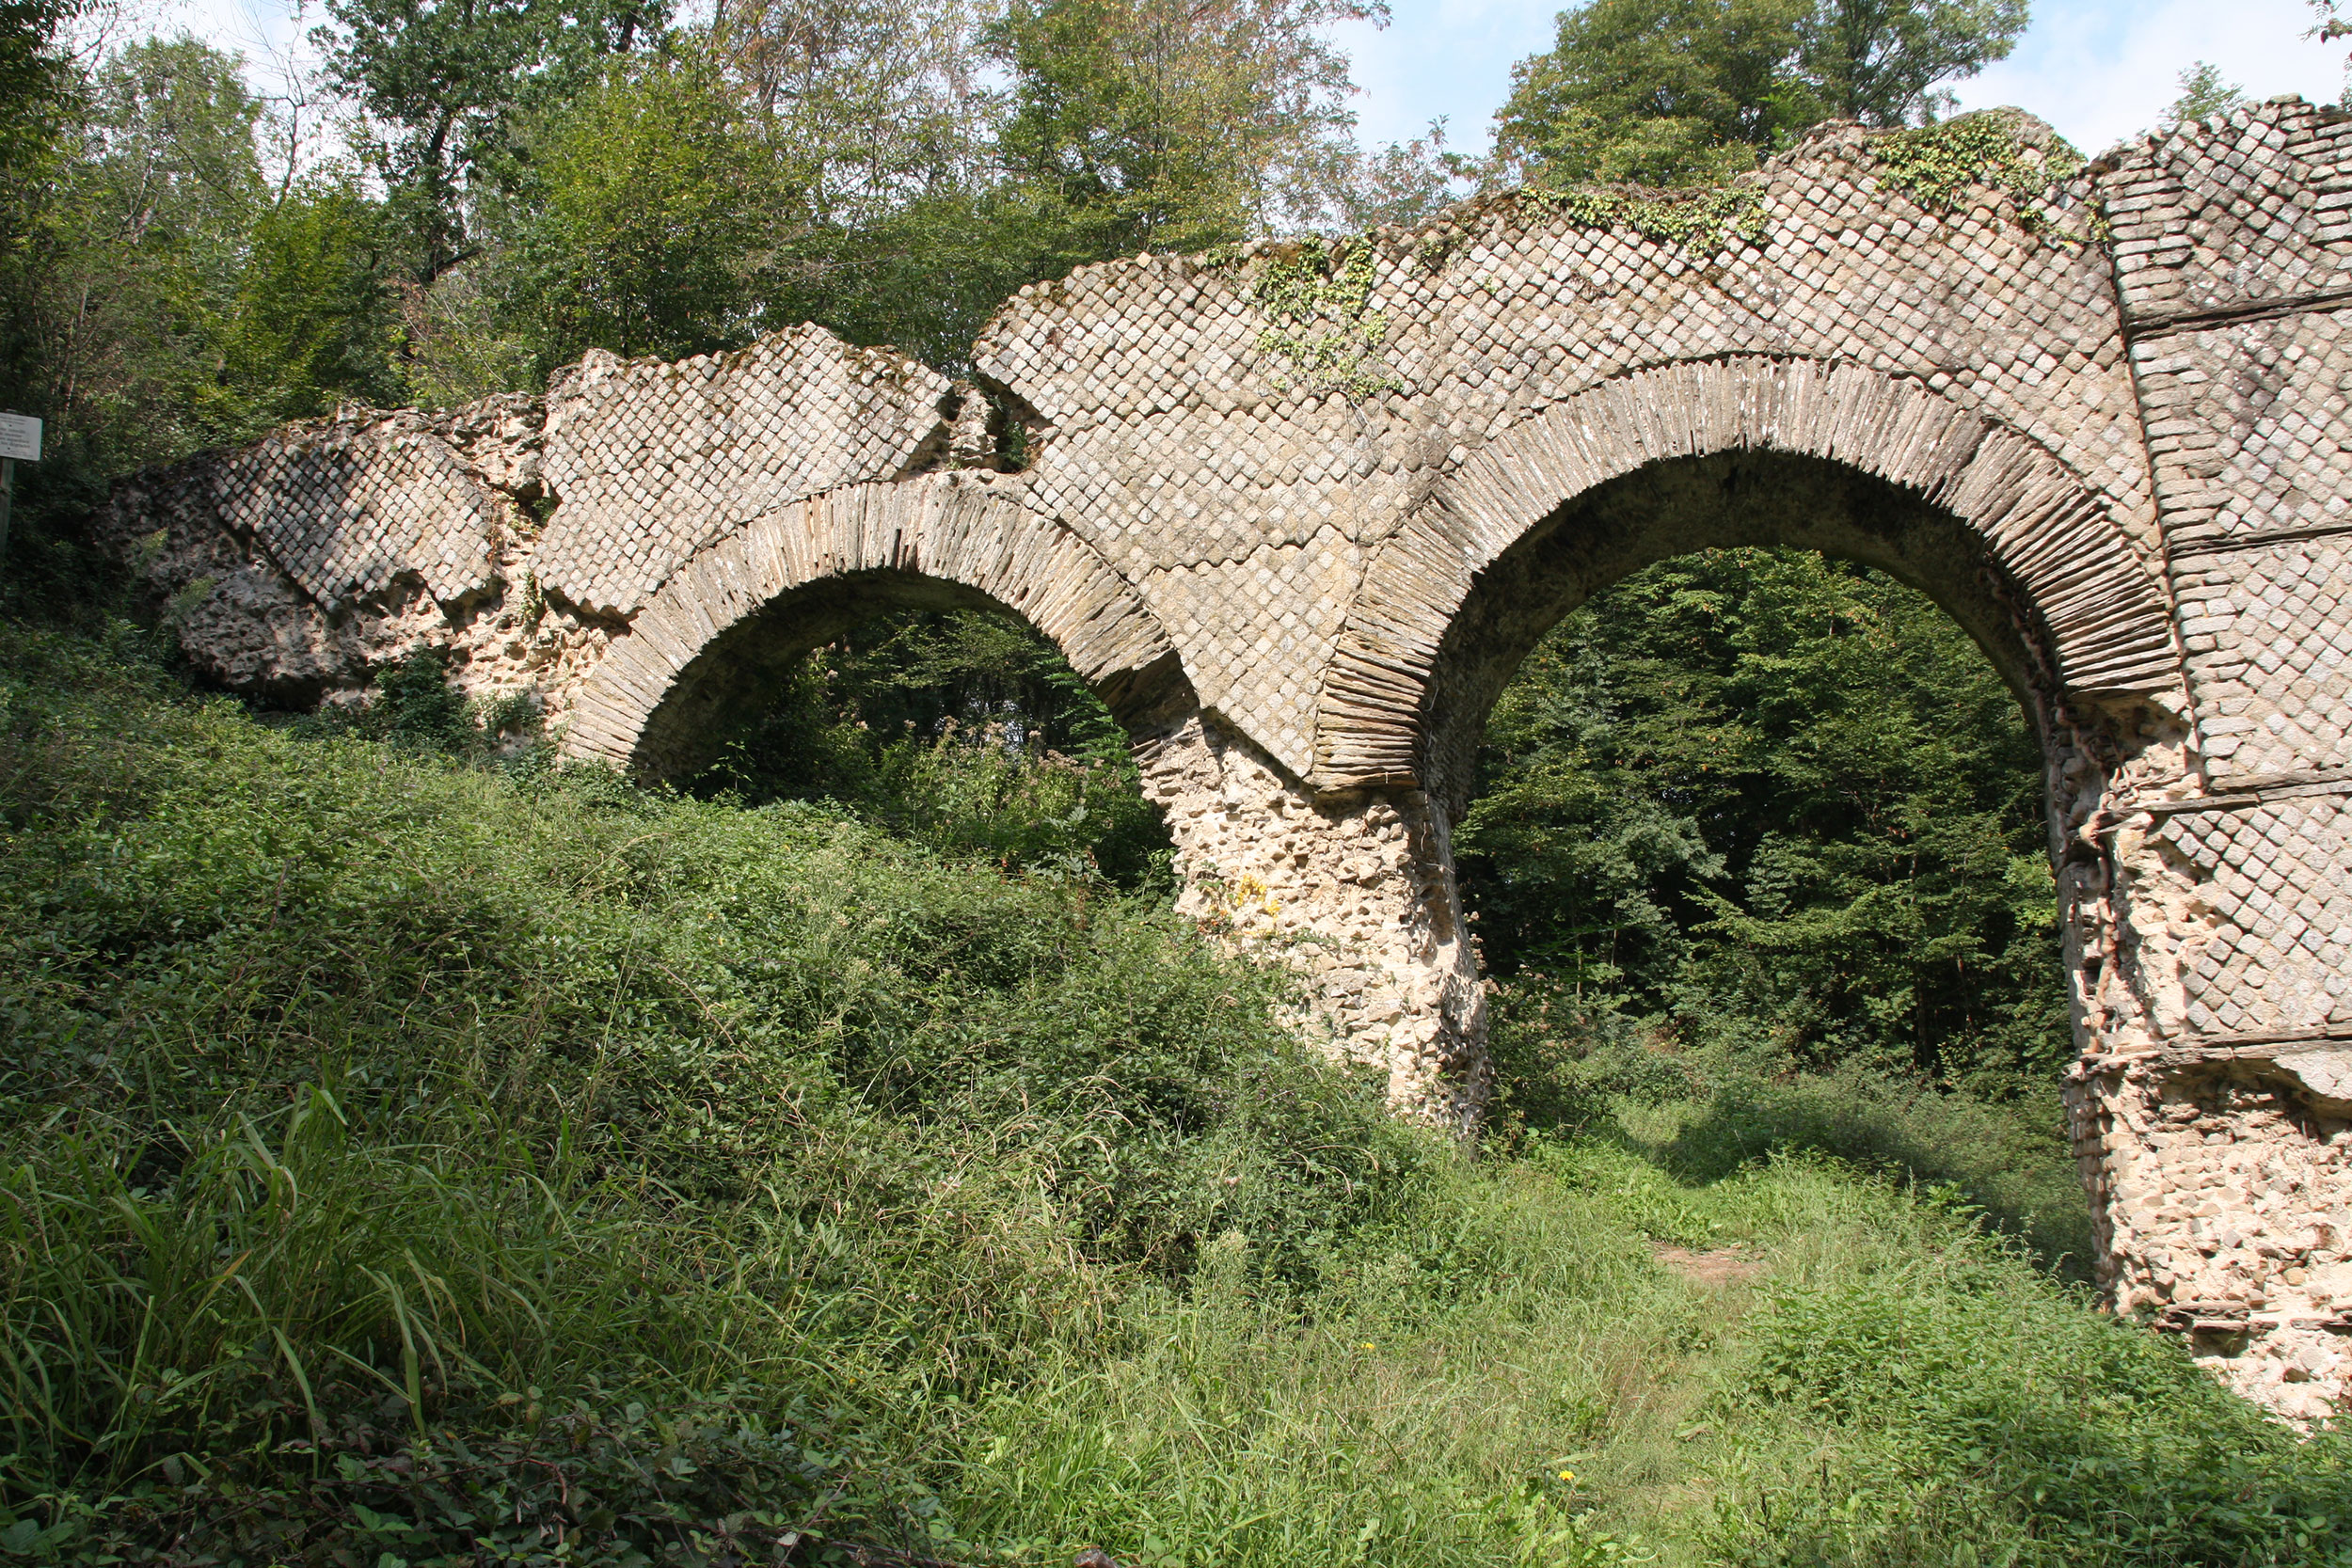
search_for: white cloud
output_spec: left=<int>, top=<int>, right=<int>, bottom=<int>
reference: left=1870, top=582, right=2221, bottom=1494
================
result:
left=1950, top=0, right=2343, bottom=154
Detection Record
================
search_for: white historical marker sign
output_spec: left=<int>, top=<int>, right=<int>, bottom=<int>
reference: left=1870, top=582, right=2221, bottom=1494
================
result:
left=0, top=414, right=40, bottom=463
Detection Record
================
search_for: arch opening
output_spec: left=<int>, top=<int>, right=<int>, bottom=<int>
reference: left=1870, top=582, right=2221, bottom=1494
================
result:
left=1315, top=357, right=2182, bottom=795
left=1454, top=546, right=2071, bottom=1101
left=561, top=476, right=1192, bottom=785
left=1419, top=451, right=2069, bottom=823
left=1424, top=454, right=2123, bottom=1259
left=627, top=576, right=1182, bottom=887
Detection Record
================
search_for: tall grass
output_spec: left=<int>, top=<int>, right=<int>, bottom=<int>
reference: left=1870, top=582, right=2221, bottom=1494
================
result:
left=0, top=620, right=2344, bottom=1564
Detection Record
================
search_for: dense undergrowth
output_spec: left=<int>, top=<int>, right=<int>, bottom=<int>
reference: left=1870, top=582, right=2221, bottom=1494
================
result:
left=0, top=617, right=2346, bottom=1565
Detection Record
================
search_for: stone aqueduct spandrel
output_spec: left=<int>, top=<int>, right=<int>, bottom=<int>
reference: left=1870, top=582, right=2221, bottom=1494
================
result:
left=101, top=105, right=2352, bottom=1420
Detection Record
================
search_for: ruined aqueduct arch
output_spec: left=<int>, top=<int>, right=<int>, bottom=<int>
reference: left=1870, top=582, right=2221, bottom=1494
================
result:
left=103, top=107, right=2352, bottom=1421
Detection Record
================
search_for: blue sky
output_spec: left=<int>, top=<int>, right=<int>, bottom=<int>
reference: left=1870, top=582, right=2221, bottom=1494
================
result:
left=173, top=0, right=2347, bottom=165
left=1332, top=0, right=2347, bottom=158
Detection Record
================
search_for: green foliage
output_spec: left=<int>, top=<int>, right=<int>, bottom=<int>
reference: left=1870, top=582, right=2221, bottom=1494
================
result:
left=699, top=609, right=1174, bottom=885
left=2, top=0, right=1438, bottom=430
left=222, top=180, right=407, bottom=420
left=506, top=46, right=789, bottom=366
left=0, top=31, right=404, bottom=494
left=1486, top=0, right=2028, bottom=190
left=3, top=622, right=2347, bottom=1565
left=1871, top=108, right=2086, bottom=230
left=1712, top=1244, right=2352, bottom=1565
left=1457, top=549, right=2069, bottom=1093
left=1796, top=0, right=2030, bottom=125
left=358, top=641, right=475, bottom=745
left=0, top=0, right=77, bottom=174
left=30, top=38, right=266, bottom=465
left=694, top=0, right=1039, bottom=372
left=1648, top=1067, right=2094, bottom=1266
left=317, top=0, right=667, bottom=289
left=1520, top=182, right=1767, bottom=251
left=0, top=0, right=80, bottom=309
left=985, top=0, right=1384, bottom=261
left=1249, top=235, right=1399, bottom=399
left=0, top=618, right=1438, bottom=1558
left=1492, top=0, right=1816, bottom=188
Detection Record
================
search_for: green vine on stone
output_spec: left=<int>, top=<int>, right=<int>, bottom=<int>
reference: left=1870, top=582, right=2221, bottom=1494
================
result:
left=1518, top=182, right=1767, bottom=252
left=1872, top=111, right=2087, bottom=236
left=1251, top=237, right=1401, bottom=401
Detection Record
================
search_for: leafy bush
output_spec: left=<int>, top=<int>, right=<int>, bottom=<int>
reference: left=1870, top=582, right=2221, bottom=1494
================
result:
left=698, top=608, right=1175, bottom=886
left=2, top=619, right=2342, bottom=1568
left=357, top=641, right=475, bottom=745
left=1712, top=1236, right=2352, bottom=1566
left=1487, top=974, right=1701, bottom=1130
left=0, top=618, right=1435, bottom=1560
left=1654, top=1068, right=2095, bottom=1271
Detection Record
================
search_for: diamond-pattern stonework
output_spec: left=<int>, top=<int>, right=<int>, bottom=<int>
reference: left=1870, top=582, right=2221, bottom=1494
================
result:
left=98, top=103, right=2352, bottom=1423
left=2155, top=800, right=2352, bottom=1037
left=534, top=325, right=956, bottom=616
left=2101, top=100, right=2352, bottom=323
left=2176, top=540, right=2352, bottom=779
left=2134, top=313, right=2352, bottom=549
left=975, top=120, right=2163, bottom=778
left=209, top=417, right=498, bottom=610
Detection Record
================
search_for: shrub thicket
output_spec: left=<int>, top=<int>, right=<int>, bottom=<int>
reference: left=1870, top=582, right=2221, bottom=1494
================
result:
left=694, top=608, right=1176, bottom=887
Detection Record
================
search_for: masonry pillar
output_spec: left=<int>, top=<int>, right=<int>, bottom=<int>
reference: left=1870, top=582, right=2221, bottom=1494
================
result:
left=1132, top=712, right=1489, bottom=1128
left=2066, top=105, right=2352, bottom=1424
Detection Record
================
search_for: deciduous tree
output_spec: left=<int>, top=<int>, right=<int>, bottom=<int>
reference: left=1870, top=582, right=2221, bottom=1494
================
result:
left=1796, top=0, right=2027, bottom=127
left=315, top=0, right=667, bottom=288
left=1489, top=0, right=2027, bottom=189
left=986, top=0, right=1388, bottom=261
left=36, top=37, right=266, bottom=461
left=505, top=47, right=787, bottom=364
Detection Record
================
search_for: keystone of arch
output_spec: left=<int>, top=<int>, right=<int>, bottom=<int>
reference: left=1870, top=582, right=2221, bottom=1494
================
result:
left=562, top=473, right=1179, bottom=774
left=1314, top=356, right=2185, bottom=790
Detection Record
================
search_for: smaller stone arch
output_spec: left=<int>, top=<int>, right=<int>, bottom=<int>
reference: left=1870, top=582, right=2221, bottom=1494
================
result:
left=1315, top=356, right=2185, bottom=790
left=563, top=473, right=1183, bottom=775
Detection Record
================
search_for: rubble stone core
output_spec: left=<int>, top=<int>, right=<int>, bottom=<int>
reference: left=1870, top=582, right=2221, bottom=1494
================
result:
left=99, top=106, right=2352, bottom=1422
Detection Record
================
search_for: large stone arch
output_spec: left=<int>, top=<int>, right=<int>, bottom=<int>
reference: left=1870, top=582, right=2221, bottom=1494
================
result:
left=1315, top=356, right=2185, bottom=795
left=563, top=472, right=1184, bottom=777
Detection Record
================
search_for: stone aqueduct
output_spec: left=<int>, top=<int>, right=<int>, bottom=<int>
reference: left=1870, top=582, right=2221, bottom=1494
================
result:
left=103, top=107, right=2352, bottom=1420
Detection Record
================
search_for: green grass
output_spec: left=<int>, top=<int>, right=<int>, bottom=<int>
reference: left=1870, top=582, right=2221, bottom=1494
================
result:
left=0, top=619, right=2344, bottom=1565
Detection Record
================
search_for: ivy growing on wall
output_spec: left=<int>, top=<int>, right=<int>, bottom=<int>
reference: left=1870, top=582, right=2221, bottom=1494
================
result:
left=1250, top=237, right=1400, bottom=401
left=1519, top=183, right=1767, bottom=253
left=1872, top=111, right=2088, bottom=236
